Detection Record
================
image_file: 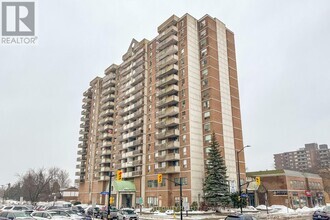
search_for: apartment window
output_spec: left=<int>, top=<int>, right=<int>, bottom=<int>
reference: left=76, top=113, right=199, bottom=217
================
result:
left=203, top=100, right=210, bottom=109
left=200, top=38, right=207, bottom=48
left=200, top=20, right=206, bottom=28
left=204, top=134, right=211, bottom=143
left=174, top=177, right=188, bottom=186
left=182, top=100, right=186, bottom=108
left=200, top=29, right=206, bottom=38
left=183, top=147, right=187, bottom=156
left=181, top=89, right=185, bottom=97
left=201, top=48, right=207, bottom=57
left=182, top=123, right=186, bottom=132
left=148, top=165, right=151, bottom=172
left=147, top=197, right=158, bottom=206
left=201, top=58, right=207, bottom=67
left=161, top=180, right=166, bottom=187
left=148, top=154, right=151, bottom=161
left=182, top=111, right=186, bottom=120
left=147, top=180, right=158, bottom=188
left=202, top=78, right=208, bottom=87
left=182, top=78, right=185, bottom=86
left=202, top=68, right=208, bottom=77
left=182, top=134, right=186, bottom=143
left=181, top=48, right=185, bottom=56
left=204, top=123, right=211, bottom=132
left=180, top=58, right=184, bottom=65
left=181, top=69, right=185, bottom=78
left=183, top=160, right=187, bottom=168
left=148, top=124, right=151, bottom=131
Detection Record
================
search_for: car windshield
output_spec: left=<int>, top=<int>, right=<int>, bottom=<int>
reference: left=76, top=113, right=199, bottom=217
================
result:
left=122, top=210, right=135, bottom=214
left=14, top=212, right=31, bottom=217
left=66, top=210, right=75, bottom=215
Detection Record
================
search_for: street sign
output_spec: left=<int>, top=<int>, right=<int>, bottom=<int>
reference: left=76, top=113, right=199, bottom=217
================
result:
left=100, top=191, right=109, bottom=195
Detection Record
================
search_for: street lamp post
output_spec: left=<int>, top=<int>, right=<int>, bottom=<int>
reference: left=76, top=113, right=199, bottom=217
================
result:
left=236, top=145, right=251, bottom=214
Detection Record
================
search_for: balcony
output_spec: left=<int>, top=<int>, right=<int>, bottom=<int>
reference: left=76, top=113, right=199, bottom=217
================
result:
left=101, top=101, right=115, bottom=110
left=157, top=85, right=179, bottom=98
left=77, top=149, right=87, bottom=155
left=122, top=139, right=143, bottom=149
left=99, top=117, right=114, bottom=125
left=102, top=79, right=116, bottom=89
left=119, top=119, right=143, bottom=133
left=101, top=149, right=111, bottom=156
left=122, top=172, right=133, bottom=178
left=132, top=170, right=142, bottom=177
left=156, top=106, right=179, bottom=118
left=119, top=130, right=142, bottom=142
left=100, top=176, right=110, bottom=181
left=157, top=54, right=178, bottom=70
left=156, top=73, right=179, bottom=88
left=83, top=90, right=92, bottom=97
left=102, top=87, right=115, bottom=96
left=79, top=129, right=88, bottom=135
left=101, top=94, right=115, bottom=103
left=133, top=48, right=144, bottom=60
left=156, top=95, right=179, bottom=108
left=132, top=56, right=144, bottom=69
left=119, top=110, right=143, bottom=124
left=100, top=109, right=114, bottom=118
left=80, top=122, right=89, bottom=128
left=82, top=97, right=91, bottom=103
left=158, top=25, right=178, bottom=42
left=82, top=103, right=91, bottom=109
left=155, top=166, right=180, bottom=174
left=81, top=110, right=88, bottom=115
left=76, top=156, right=87, bottom=162
left=155, top=129, right=180, bottom=139
left=155, top=153, right=180, bottom=162
left=157, top=45, right=178, bottom=62
left=102, top=141, right=112, bottom=147
left=100, top=158, right=111, bottom=164
left=155, top=141, right=180, bottom=151
left=100, top=167, right=111, bottom=172
left=80, top=116, right=89, bottom=122
left=101, top=133, right=113, bottom=140
left=158, top=35, right=178, bottom=50
left=79, top=135, right=88, bottom=141
left=132, top=66, right=144, bottom=78
left=133, top=159, right=142, bottom=166
left=78, top=143, right=87, bottom=148
left=156, top=64, right=178, bottom=79
left=156, top=117, right=179, bottom=129
left=131, top=74, right=144, bottom=86
left=119, top=100, right=143, bottom=116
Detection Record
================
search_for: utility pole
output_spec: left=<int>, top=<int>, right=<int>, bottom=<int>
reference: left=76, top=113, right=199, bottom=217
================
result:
left=107, top=172, right=114, bottom=220
left=163, top=177, right=183, bottom=220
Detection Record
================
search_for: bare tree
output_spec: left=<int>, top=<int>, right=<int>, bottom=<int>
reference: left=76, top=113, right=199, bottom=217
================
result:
left=56, top=169, right=71, bottom=188
left=19, top=167, right=71, bottom=203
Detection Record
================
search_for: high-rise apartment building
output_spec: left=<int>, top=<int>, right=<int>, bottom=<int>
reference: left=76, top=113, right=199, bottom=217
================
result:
left=274, top=143, right=330, bottom=172
left=75, top=14, right=246, bottom=207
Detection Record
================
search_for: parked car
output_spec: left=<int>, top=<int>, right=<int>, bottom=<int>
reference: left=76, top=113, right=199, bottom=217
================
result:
left=225, top=214, right=258, bottom=220
left=47, top=209, right=85, bottom=220
left=313, top=206, right=330, bottom=220
left=1, top=206, right=33, bottom=215
left=117, top=208, right=138, bottom=220
left=0, top=211, right=34, bottom=220
left=71, top=206, right=84, bottom=215
left=0, top=206, right=7, bottom=213
left=85, top=207, right=100, bottom=218
left=31, top=211, right=71, bottom=220
left=100, top=207, right=118, bottom=220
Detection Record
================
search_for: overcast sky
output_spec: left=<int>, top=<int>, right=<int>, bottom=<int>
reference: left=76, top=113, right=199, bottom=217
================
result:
left=0, top=0, right=329, bottom=185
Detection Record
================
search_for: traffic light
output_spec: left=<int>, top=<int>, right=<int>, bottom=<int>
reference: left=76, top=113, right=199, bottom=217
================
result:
left=157, top=174, right=163, bottom=184
left=256, top=176, right=261, bottom=186
left=116, top=170, right=122, bottom=181
left=109, top=196, right=114, bottom=204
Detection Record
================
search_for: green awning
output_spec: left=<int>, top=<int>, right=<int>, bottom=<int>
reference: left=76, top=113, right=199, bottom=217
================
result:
left=112, top=180, right=136, bottom=192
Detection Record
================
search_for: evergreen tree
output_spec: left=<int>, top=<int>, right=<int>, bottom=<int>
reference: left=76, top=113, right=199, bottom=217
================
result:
left=203, top=133, right=231, bottom=207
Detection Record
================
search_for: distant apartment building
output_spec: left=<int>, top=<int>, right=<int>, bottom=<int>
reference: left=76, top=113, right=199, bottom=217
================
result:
left=274, top=143, right=330, bottom=172
left=75, top=14, right=246, bottom=207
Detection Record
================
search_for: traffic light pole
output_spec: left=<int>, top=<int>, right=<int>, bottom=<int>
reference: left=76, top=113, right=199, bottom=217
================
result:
left=163, top=177, right=183, bottom=220
left=107, top=172, right=114, bottom=220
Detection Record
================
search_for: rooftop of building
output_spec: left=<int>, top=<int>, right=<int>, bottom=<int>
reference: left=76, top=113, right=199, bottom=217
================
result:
left=247, top=169, right=321, bottom=179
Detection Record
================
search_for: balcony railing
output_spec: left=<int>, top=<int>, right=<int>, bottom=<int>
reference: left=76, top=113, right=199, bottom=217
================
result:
left=156, top=85, right=179, bottom=98
left=155, top=140, right=180, bottom=151
left=156, top=106, right=179, bottom=118
left=155, top=129, right=180, bottom=139
left=158, top=35, right=178, bottom=50
left=158, top=25, right=178, bottom=42
left=132, top=170, right=142, bottom=176
left=155, top=166, right=180, bottom=174
left=157, top=54, right=178, bottom=70
left=156, top=95, right=179, bottom=108
left=156, top=64, right=179, bottom=79
left=156, top=72, right=179, bottom=87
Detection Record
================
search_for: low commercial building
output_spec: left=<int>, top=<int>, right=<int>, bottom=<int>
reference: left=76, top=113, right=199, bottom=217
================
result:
left=60, top=187, right=79, bottom=202
left=247, top=169, right=326, bottom=208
